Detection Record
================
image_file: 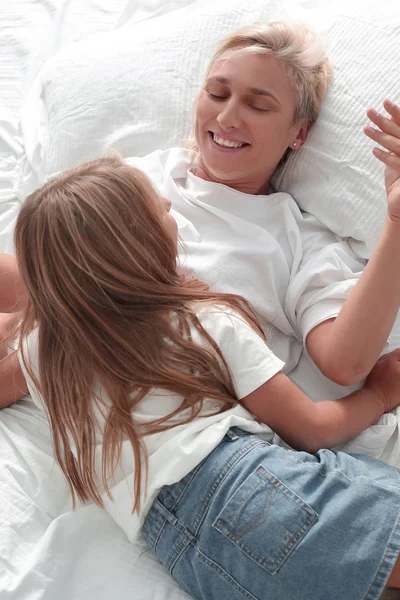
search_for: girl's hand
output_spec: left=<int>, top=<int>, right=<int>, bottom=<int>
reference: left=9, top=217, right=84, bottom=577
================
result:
left=364, top=349, right=400, bottom=413
left=364, top=100, right=400, bottom=223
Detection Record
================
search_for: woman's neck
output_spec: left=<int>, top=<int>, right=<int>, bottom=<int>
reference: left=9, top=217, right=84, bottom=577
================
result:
left=194, top=164, right=270, bottom=196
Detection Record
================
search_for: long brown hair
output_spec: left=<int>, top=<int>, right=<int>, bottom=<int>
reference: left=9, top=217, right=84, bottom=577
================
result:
left=15, top=155, right=264, bottom=512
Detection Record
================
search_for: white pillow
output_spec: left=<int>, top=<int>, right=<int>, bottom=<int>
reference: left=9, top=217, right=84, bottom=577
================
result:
left=273, top=0, right=400, bottom=257
left=21, top=0, right=286, bottom=176
left=21, top=0, right=400, bottom=258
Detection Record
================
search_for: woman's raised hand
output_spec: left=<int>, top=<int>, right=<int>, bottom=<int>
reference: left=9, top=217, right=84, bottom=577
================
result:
left=364, top=100, right=400, bottom=222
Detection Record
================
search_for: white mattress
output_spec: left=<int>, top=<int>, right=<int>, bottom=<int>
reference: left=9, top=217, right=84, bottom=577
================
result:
left=2, top=1, right=400, bottom=598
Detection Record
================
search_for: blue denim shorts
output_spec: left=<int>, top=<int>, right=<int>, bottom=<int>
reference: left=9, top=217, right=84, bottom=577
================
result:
left=143, top=428, right=400, bottom=600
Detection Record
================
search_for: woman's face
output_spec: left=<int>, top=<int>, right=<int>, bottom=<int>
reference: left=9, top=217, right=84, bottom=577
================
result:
left=194, top=49, right=307, bottom=194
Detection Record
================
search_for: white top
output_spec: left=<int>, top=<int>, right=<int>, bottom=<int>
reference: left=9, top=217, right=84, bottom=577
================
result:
left=19, top=306, right=284, bottom=541
left=126, top=147, right=366, bottom=401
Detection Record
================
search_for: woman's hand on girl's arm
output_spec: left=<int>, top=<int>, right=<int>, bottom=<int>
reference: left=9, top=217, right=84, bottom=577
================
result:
left=363, top=349, right=400, bottom=412
left=0, top=352, right=29, bottom=408
left=240, top=349, right=400, bottom=453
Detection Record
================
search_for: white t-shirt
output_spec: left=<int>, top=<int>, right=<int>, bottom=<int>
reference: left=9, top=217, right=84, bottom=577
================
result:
left=126, top=147, right=366, bottom=402
left=19, top=306, right=284, bottom=542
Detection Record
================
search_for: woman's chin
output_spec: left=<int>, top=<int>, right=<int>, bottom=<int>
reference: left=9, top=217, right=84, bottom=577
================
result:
left=202, top=157, right=242, bottom=181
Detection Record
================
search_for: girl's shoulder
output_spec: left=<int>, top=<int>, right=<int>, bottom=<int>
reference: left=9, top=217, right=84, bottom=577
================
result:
left=191, top=303, right=284, bottom=399
left=190, top=303, right=262, bottom=347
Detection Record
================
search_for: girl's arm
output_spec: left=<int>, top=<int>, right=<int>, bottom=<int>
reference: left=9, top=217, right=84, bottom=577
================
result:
left=307, top=99, right=400, bottom=386
left=0, top=352, right=29, bottom=408
left=0, top=253, right=27, bottom=312
left=241, top=349, right=400, bottom=453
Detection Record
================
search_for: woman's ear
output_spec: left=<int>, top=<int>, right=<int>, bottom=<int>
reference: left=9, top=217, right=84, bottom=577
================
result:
left=291, top=121, right=310, bottom=150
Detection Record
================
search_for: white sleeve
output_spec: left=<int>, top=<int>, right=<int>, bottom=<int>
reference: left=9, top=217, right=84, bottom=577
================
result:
left=198, top=307, right=285, bottom=399
left=17, top=328, right=45, bottom=411
left=285, top=211, right=366, bottom=342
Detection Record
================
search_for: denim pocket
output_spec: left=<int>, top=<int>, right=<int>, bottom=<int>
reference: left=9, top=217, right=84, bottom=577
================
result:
left=213, top=465, right=318, bottom=575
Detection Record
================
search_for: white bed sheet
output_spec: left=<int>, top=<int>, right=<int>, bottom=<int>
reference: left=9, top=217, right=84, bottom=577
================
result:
left=0, top=399, right=190, bottom=599
left=1, top=2, right=193, bottom=598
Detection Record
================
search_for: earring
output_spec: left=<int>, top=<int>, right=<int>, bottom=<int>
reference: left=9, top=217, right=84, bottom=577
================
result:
left=293, top=142, right=297, bottom=148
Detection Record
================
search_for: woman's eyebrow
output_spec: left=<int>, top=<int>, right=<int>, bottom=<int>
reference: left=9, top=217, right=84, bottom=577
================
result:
left=248, top=87, right=280, bottom=104
left=206, top=76, right=229, bottom=84
left=206, top=76, right=280, bottom=105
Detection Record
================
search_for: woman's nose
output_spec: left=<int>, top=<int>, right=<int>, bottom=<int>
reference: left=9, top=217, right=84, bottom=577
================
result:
left=216, top=100, right=241, bottom=129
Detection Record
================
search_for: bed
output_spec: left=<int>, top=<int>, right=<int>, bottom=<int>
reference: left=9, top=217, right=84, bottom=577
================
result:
left=1, top=0, right=400, bottom=598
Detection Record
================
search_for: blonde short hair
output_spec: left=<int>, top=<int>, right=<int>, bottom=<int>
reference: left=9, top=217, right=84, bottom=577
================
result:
left=206, top=20, right=333, bottom=126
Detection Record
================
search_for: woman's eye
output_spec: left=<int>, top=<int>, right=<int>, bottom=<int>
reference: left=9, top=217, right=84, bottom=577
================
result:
left=207, top=91, right=226, bottom=100
left=250, top=105, right=270, bottom=113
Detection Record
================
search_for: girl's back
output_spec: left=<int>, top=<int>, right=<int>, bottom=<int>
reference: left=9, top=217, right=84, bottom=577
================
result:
left=14, top=155, right=281, bottom=540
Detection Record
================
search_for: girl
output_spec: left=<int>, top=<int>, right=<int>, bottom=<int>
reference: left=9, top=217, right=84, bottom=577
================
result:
left=7, top=154, right=400, bottom=599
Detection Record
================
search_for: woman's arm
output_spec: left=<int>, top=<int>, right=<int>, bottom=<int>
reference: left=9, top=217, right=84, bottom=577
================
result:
left=307, top=218, right=400, bottom=385
left=307, top=100, right=400, bottom=386
left=241, top=349, right=400, bottom=453
left=0, top=352, right=29, bottom=408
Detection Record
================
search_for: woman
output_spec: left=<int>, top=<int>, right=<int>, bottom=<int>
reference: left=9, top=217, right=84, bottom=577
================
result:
left=11, top=155, right=400, bottom=600
left=124, top=20, right=400, bottom=406
left=2, top=21, right=400, bottom=443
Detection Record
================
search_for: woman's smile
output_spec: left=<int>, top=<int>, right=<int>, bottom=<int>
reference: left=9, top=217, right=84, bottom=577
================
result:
left=208, top=131, right=251, bottom=152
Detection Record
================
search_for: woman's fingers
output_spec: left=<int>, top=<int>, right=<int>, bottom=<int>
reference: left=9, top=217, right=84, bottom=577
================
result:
left=364, top=100, right=400, bottom=166
left=377, top=348, right=400, bottom=362
left=371, top=147, right=400, bottom=169
left=364, top=125, right=400, bottom=155
left=367, top=105, right=400, bottom=137
left=383, top=98, right=400, bottom=124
